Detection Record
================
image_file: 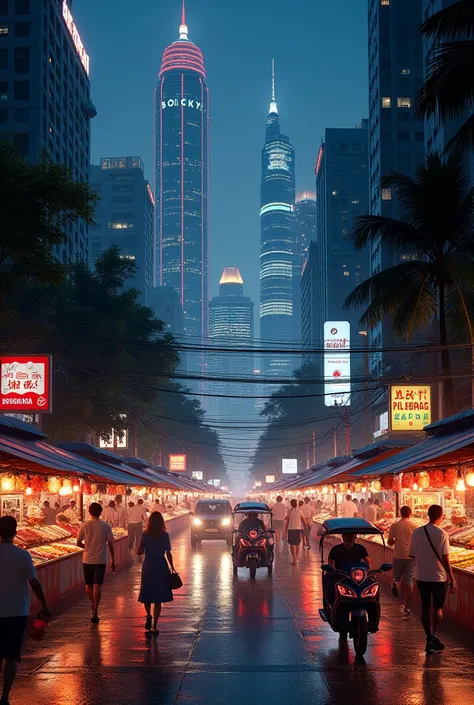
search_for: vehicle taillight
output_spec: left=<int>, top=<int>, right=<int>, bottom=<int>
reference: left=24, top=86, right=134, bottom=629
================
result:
left=336, top=584, right=357, bottom=598
left=361, top=584, right=379, bottom=598
left=255, top=538, right=266, bottom=546
left=240, top=539, right=251, bottom=547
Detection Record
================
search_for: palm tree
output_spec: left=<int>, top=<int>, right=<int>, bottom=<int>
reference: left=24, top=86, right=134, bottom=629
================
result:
left=344, top=152, right=474, bottom=416
left=415, top=0, right=474, bottom=152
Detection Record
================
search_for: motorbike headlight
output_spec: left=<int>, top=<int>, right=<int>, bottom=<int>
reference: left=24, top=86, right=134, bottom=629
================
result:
left=221, top=517, right=231, bottom=527
left=192, top=517, right=202, bottom=526
left=361, top=584, right=379, bottom=598
left=336, top=584, right=357, bottom=598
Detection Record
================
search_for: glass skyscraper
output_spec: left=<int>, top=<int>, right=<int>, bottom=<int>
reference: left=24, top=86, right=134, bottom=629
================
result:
left=155, top=7, right=209, bottom=362
left=259, top=63, right=295, bottom=377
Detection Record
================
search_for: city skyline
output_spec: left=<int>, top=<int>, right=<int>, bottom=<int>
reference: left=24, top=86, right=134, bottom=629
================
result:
left=78, top=0, right=369, bottom=315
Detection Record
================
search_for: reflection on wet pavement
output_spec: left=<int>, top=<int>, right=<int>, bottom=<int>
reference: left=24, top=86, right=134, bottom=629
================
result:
left=13, top=527, right=474, bottom=704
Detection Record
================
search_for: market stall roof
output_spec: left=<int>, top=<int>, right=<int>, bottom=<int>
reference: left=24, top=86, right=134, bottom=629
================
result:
left=0, top=432, right=150, bottom=486
left=350, top=416, right=474, bottom=478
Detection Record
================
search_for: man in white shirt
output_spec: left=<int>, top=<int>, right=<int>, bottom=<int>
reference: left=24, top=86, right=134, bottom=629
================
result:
left=388, top=505, right=417, bottom=614
left=63, top=500, right=78, bottom=523
left=301, top=497, right=314, bottom=549
left=284, top=499, right=305, bottom=565
left=77, top=503, right=115, bottom=624
left=152, top=498, right=166, bottom=515
left=102, top=500, right=118, bottom=527
left=341, top=494, right=358, bottom=518
left=114, top=495, right=128, bottom=529
left=271, top=496, right=288, bottom=543
left=127, top=499, right=147, bottom=551
left=42, top=500, right=57, bottom=525
left=0, top=516, right=50, bottom=705
left=364, top=498, right=378, bottom=523
left=409, top=504, right=456, bottom=654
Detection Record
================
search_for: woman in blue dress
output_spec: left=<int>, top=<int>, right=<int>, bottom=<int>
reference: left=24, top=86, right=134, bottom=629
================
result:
left=137, top=511, right=174, bottom=634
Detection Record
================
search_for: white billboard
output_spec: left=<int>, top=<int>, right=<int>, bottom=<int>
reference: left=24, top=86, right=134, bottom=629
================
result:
left=282, top=458, right=298, bottom=474
left=324, top=321, right=351, bottom=407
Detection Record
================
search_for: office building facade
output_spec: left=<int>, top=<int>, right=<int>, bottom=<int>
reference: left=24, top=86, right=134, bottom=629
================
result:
left=208, top=267, right=254, bottom=419
left=293, top=192, right=317, bottom=352
left=315, top=124, right=369, bottom=343
left=301, top=242, right=320, bottom=368
left=155, top=7, right=209, bottom=363
left=260, top=64, right=295, bottom=377
left=0, top=0, right=95, bottom=264
left=89, top=157, right=155, bottom=305
left=368, top=0, right=424, bottom=374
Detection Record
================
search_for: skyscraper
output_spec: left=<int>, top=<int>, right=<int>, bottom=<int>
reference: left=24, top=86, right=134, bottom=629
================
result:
left=0, top=0, right=95, bottom=264
left=315, top=123, right=369, bottom=343
left=208, top=267, right=254, bottom=420
left=293, top=193, right=317, bottom=351
left=260, top=61, right=295, bottom=377
left=155, top=3, right=209, bottom=369
left=89, top=157, right=154, bottom=305
left=368, top=0, right=424, bottom=374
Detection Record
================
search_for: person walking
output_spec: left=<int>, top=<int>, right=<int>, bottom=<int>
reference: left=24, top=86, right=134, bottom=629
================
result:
left=284, top=499, right=305, bottom=566
left=115, top=495, right=128, bottom=529
left=341, top=494, right=358, bottom=518
left=271, top=496, right=288, bottom=544
left=0, top=516, right=50, bottom=705
left=409, top=504, right=456, bottom=653
left=76, top=502, right=116, bottom=624
left=127, top=499, right=147, bottom=552
left=301, top=497, right=314, bottom=549
left=388, top=506, right=417, bottom=615
left=136, top=512, right=175, bottom=635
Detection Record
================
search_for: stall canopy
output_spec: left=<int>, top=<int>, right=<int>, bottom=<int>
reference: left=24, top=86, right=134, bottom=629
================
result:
left=351, top=413, right=474, bottom=478
left=0, top=419, right=150, bottom=485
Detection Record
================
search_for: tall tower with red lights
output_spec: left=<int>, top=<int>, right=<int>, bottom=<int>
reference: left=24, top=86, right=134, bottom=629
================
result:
left=155, top=2, right=209, bottom=361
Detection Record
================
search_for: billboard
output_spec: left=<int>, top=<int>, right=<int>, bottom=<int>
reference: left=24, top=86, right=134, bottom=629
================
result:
left=0, top=356, right=52, bottom=413
left=265, top=475, right=275, bottom=484
left=282, top=459, right=298, bottom=475
left=373, top=411, right=389, bottom=440
left=390, top=385, right=431, bottom=432
left=169, top=454, right=187, bottom=472
left=324, top=322, right=351, bottom=407
left=192, top=471, right=203, bottom=481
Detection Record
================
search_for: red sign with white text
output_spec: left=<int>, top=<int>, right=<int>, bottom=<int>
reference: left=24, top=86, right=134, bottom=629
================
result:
left=169, top=454, right=187, bottom=472
left=0, top=356, right=52, bottom=413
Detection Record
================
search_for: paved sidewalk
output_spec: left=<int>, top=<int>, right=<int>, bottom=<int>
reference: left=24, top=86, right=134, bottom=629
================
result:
left=11, top=529, right=474, bottom=705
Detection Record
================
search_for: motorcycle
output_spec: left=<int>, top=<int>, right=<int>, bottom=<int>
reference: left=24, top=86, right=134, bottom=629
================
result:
left=318, top=518, right=392, bottom=657
left=231, top=501, right=275, bottom=579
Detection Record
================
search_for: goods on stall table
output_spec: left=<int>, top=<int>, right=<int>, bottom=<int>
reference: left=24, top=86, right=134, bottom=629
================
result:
left=15, top=524, right=72, bottom=548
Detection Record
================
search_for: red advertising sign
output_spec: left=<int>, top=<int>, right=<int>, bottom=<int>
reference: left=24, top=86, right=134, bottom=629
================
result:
left=0, top=356, right=52, bottom=413
left=169, top=454, right=187, bottom=472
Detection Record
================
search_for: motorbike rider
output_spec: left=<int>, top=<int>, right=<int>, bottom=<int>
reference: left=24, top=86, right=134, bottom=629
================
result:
left=325, top=534, right=371, bottom=605
left=238, top=512, right=266, bottom=534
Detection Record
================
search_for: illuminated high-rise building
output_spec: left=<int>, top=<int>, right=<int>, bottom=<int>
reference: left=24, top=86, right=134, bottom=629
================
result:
left=155, top=3, right=209, bottom=370
left=259, top=61, right=295, bottom=377
left=293, top=193, right=317, bottom=349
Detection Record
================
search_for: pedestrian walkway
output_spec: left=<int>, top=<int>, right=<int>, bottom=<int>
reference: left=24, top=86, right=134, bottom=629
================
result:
left=12, top=528, right=474, bottom=705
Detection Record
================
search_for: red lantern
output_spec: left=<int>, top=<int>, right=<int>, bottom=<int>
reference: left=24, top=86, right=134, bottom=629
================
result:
left=392, top=475, right=401, bottom=492
left=402, top=472, right=414, bottom=489
left=443, top=468, right=457, bottom=488
left=381, top=475, right=392, bottom=491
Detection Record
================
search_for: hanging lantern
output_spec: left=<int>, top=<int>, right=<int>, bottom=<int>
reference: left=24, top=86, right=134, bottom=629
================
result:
left=48, top=477, right=61, bottom=493
left=361, top=485, right=367, bottom=493
left=73, top=484, right=80, bottom=493
left=322, top=486, right=329, bottom=495
left=25, top=486, right=32, bottom=496
left=456, top=468, right=466, bottom=492
left=413, top=482, right=418, bottom=491
left=0, top=475, right=14, bottom=492
left=420, top=472, right=430, bottom=490
left=465, top=472, right=474, bottom=488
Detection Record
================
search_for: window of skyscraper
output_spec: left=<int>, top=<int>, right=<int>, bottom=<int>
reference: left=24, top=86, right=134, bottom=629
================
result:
left=0, top=1, right=7, bottom=16
left=14, top=47, right=29, bottom=73
left=0, top=81, right=7, bottom=100
left=382, top=97, right=391, bottom=108
left=14, top=80, right=29, bottom=100
left=0, top=108, right=7, bottom=123
left=397, top=97, right=411, bottom=108
left=0, top=25, right=8, bottom=35
left=382, top=187, right=392, bottom=201
left=13, top=132, right=29, bottom=157
left=108, top=223, right=134, bottom=230
left=0, top=48, right=7, bottom=69
left=15, top=0, right=29, bottom=13
left=400, top=69, right=411, bottom=75
left=14, top=107, right=28, bottom=122
left=381, top=0, right=390, bottom=5
left=14, top=22, right=28, bottom=37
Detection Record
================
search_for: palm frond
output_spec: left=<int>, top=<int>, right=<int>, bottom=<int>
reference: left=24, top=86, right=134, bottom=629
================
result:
left=445, top=113, right=474, bottom=153
left=415, top=41, right=474, bottom=121
left=452, top=184, right=474, bottom=240
left=446, top=286, right=474, bottom=342
left=350, top=215, right=423, bottom=257
left=391, top=276, right=438, bottom=340
left=420, top=0, right=474, bottom=41
left=445, top=251, right=474, bottom=291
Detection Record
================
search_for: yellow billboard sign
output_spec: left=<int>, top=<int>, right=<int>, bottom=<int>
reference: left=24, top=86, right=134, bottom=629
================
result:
left=390, top=385, right=431, bottom=432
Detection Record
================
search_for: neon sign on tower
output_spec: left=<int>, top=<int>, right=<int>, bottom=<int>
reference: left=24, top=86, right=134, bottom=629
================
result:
left=155, top=1, right=209, bottom=358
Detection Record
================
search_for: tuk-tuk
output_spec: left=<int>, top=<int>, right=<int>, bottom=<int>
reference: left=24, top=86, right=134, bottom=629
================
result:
left=231, top=501, right=274, bottom=579
left=318, top=518, right=392, bottom=657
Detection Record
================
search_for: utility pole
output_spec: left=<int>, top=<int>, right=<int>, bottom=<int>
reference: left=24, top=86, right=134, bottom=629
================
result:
left=333, top=410, right=338, bottom=458
left=306, top=442, right=310, bottom=470
left=312, top=429, right=316, bottom=466
left=345, top=407, right=351, bottom=456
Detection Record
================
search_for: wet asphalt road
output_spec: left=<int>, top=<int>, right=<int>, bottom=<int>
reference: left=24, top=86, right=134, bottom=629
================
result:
left=13, top=526, right=474, bottom=705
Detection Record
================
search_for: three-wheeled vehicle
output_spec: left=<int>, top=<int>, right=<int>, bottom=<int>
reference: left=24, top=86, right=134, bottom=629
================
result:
left=318, top=518, right=392, bottom=657
left=231, top=501, right=275, bottom=579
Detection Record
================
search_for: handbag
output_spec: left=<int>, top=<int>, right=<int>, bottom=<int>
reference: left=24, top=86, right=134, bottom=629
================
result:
left=168, top=569, right=183, bottom=590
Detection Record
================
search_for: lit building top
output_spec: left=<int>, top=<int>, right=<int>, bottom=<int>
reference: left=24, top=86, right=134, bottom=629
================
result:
left=296, top=191, right=316, bottom=202
left=219, top=266, right=244, bottom=285
left=159, top=0, right=206, bottom=79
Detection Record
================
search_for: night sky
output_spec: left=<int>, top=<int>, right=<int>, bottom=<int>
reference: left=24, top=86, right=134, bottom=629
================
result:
left=76, top=0, right=368, bottom=324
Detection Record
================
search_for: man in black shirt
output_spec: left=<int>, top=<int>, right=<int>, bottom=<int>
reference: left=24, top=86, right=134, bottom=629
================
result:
left=328, top=534, right=371, bottom=571
left=238, top=513, right=266, bottom=534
